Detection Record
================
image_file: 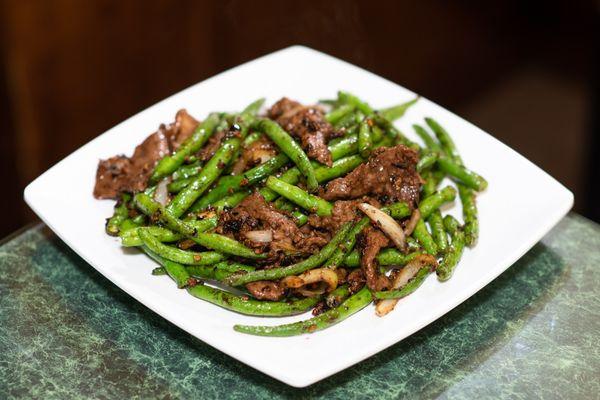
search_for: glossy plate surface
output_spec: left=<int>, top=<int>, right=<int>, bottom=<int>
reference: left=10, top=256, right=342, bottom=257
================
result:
left=24, top=46, right=573, bottom=387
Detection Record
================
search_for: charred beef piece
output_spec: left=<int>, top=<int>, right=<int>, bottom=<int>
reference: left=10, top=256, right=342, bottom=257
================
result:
left=320, top=144, right=422, bottom=208
left=347, top=269, right=366, bottom=294
left=230, top=136, right=278, bottom=174
left=268, top=97, right=340, bottom=166
left=216, top=192, right=325, bottom=259
left=358, top=226, right=391, bottom=291
left=245, top=281, right=285, bottom=301
left=307, top=198, right=381, bottom=234
left=93, top=109, right=199, bottom=199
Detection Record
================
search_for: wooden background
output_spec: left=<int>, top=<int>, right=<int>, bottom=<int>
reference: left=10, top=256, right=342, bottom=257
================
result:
left=0, top=0, right=597, bottom=238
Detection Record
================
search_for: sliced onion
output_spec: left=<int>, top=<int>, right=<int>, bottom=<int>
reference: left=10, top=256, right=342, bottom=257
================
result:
left=403, top=209, right=420, bottom=236
left=296, top=282, right=328, bottom=297
left=281, top=268, right=339, bottom=292
left=358, top=203, right=406, bottom=251
left=253, top=149, right=275, bottom=164
left=154, top=178, right=171, bottom=206
left=244, top=230, right=273, bottom=243
left=375, top=254, right=437, bottom=317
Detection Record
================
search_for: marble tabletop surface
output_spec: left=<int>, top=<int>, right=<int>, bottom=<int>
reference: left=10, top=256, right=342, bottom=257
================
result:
left=0, top=213, right=598, bottom=399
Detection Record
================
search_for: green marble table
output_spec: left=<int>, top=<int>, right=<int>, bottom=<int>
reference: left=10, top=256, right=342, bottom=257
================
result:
left=0, top=214, right=598, bottom=399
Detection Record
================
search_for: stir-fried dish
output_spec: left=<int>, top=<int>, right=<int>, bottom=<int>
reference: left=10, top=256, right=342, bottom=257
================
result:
left=94, top=92, right=487, bottom=336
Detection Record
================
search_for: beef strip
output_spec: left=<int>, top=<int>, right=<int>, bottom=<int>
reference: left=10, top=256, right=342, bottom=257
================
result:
left=230, top=136, right=278, bottom=174
left=245, top=281, right=285, bottom=301
left=347, top=269, right=366, bottom=294
left=268, top=97, right=340, bottom=166
left=93, top=109, right=199, bottom=199
left=358, top=226, right=391, bottom=291
left=216, top=192, right=325, bottom=260
left=307, top=198, right=382, bottom=234
left=320, top=144, right=422, bottom=208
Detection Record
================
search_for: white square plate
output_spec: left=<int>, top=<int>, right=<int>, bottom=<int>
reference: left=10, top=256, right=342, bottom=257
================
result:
left=24, top=46, right=573, bottom=387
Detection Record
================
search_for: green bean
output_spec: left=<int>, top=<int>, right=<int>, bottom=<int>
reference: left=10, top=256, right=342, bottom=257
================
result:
left=327, top=134, right=359, bottom=160
left=152, top=261, right=255, bottom=281
left=413, top=124, right=441, bottom=151
left=273, top=198, right=309, bottom=226
left=417, top=151, right=438, bottom=172
left=406, top=237, right=421, bottom=252
left=371, top=125, right=384, bottom=143
left=314, top=155, right=364, bottom=183
left=189, top=153, right=289, bottom=210
left=144, top=248, right=190, bottom=288
left=326, top=104, right=354, bottom=124
left=241, top=131, right=262, bottom=147
left=422, top=171, right=443, bottom=197
left=118, top=218, right=143, bottom=232
left=242, top=98, right=265, bottom=115
left=325, top=285, right=351, bottom=308
left=459, top=185, right=478, bottom=246
left=424, top=118, right=480, bottom=245
left=134, top=193, right=196, bottom=236
left=167, top=137, right=240, bottom=217
left=121, top=226, right=183, bottom=247
left=371, top=114, right=420, bottom=150
left=418, top=186, right=457, bottom=219
left=188, top=263, right=251, bottom=281
left=266, top=176, right=332, bottom=216
left=337, top=91, right=374, bottom=115
left=412, top=219, right=438, bottom=255
left=105, top=193, right=131, bottom=236
left=386, top=202, right=411, bottom=219
left=324, top=217, right=369, bottom=268
left=443, top=215, right=461, bottom=235
left=188, top=284, right=320, bottom=317
left=333, top=111, right=359, bottom=129
left=133, top=193, right=260, bottom=259
left=138, top=228, right=226, bottom=265
left=437, top=230, right=466, bottom=281
left=428, top=210, right=448, bottom=252
left=172, top=161, right=202, bottom=181
left=225, top=223, right=352, bottom=286
left=258, top=149, right=360, bottom=203
left=358, top=119, right=373, bottom=157
left=424, top=117, right=461, bottom=161
left=190, top=232, right=265, bottom=259
left=437, top=157, right=487, bottom=192
left=167, top=175, right=204, bottom=193
left=150, top=113, right=220, bottom=183
left=254, top=119, right=319, bottom=191
left=209, top=261, right=255, bottom=280
left=211, top=190, right=251, bottom=211
left=380, top=97, right=418, bottom=121
left=234, top=286, right=372, bottom=336
left=342, top=249, right=421, bottom=267
left=373, top=267, right=431, bottom=299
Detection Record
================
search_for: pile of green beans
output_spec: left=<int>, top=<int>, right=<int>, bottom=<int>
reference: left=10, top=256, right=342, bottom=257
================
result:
left=101, top=92, right=486, bottom=337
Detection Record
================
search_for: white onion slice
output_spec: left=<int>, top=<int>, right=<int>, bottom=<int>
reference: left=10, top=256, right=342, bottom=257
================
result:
left=244, top=230, right=273, bottom=243
left=375, top=254, right=437, bottom=317
left=358, top=203, right=406, bottom=250
left=154, top=178, right=170, bottom=206
left=281, top=268, right=339, bottom=292
left=403, top=209, right=421, bottom=236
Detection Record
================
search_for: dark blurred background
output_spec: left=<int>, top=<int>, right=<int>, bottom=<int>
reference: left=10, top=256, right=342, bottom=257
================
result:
left=0, top=0, right=597, bottom=238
